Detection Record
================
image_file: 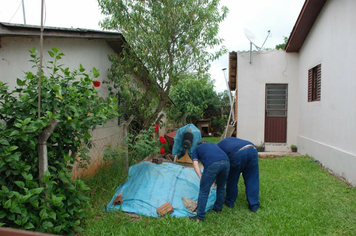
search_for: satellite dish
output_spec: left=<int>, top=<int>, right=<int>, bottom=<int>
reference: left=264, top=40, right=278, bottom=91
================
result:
left=244, top=28, right=271, bottom=63
left=244, top=28, right=256, bottom=42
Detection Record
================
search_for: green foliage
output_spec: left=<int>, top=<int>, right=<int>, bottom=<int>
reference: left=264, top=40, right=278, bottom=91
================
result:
left=275, top=36, right=289, bottom=50
left=168, top=73, right=214, bottom=123
left=204, top=136, right=221, bottom=144
left=168, top=74, right=229, bottom=132
left=99, top=0, right=229, bottom=129
left=0, top=47, right=118, bottom=234
left=82, top=158, right=128, bottom=216
left=126, top=125, right=160, bottom=162
left=102, top=125, right=165, bottom=167
left=208, top=90, right=230, bottom=133
left=105, top=54, right=160, bottom=133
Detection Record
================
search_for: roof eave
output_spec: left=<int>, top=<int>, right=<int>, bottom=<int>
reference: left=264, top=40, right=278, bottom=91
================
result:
left=0, top=22, right=126, bottom=55
left=285, top=0, right=327, bottom=53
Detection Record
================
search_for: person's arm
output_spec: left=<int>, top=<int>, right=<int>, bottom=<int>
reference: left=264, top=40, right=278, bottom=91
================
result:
left=192, top=160, right=202, bottom=179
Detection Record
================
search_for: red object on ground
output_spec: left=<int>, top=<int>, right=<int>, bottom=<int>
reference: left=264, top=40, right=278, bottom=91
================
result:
left=93, top=80, right=101, bottom=87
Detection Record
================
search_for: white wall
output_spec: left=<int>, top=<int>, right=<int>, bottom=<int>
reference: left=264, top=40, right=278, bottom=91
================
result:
left=1, top=37, right=111, bottom=94
left=0, top=36, right=123, bottom=177
left=237, top=50, right=299, bottom=150
left=297, top=0, right=356, bottom=185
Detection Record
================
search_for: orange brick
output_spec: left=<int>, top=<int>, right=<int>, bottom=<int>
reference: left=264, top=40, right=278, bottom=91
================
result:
left=114, top=194, right=123, bottom=205
left=157, top=202, right=174, bottom=216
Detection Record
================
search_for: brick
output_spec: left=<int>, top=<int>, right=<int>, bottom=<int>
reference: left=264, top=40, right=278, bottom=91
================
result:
left=114, top=194, right=123, bottom=205
left=157, top=202, right=174, bottom=216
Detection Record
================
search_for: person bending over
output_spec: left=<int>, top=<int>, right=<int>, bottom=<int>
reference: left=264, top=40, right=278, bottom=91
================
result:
left=217, top=137, right=260, bottom=212
left=189, top=139, right=230, bottom=222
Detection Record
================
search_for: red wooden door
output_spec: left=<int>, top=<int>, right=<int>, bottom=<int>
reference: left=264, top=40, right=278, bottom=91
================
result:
left=264, top=84, right=288, bottom=143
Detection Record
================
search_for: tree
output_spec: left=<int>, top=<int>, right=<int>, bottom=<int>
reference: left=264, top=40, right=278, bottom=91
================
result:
left=98, top=0, right=228, bottom=129
left=168, top=73, right=216, bottom=124
left=167, top=73, right=230, bottom=134
left=275, top=36, right=289, bottom=50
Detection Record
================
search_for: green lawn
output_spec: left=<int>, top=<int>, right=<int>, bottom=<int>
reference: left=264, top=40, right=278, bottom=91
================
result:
left=82, top=148, right=356, bottom=235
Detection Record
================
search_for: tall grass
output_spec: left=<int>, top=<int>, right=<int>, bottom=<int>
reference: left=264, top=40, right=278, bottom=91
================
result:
left=81, top=142, right=356, bottom=235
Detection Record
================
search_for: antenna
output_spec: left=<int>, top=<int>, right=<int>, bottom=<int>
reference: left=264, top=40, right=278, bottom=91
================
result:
left=244, top=28, right=271, bottom=64
left=222, top=68, right=235, bottom=122
left=22, top=0, right=26, bottom=25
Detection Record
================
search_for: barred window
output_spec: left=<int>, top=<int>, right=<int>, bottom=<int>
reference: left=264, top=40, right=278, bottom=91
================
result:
left=308, top=64, right=321, bottom=102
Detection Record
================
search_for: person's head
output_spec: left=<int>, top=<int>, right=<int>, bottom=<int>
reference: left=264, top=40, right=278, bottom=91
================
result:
left=197, top=138, right=206, bottom=146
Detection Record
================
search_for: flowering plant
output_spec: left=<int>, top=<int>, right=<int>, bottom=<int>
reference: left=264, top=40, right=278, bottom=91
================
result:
left=154, top=125, right=167, bottom=154
left=129, top=125, right=169, bottom=158
left=93, top=80, right=101, bottom=87
left=159, top=136, right=167, bottom=144
left=154, top=124, right=159, bottom=132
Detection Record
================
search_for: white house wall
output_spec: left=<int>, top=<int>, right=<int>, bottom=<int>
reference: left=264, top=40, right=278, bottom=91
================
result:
left=0, top=36, right=123, bottom=178
left=297, top=0, right=356, bottom=185
left=237, top=50, right=299, bottom=150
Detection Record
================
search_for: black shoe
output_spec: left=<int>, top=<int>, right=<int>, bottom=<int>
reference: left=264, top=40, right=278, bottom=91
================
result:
left=250, top=208, right=258, bottom=213
left=212, top=208, right=222, bottom=213
left=189, top=215, right=203, bottom=222
left=224, top=201, right=233, bottom=208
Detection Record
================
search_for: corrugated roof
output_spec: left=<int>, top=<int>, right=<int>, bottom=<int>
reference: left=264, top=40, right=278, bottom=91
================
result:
left=0, top=22, right=126, bottom=55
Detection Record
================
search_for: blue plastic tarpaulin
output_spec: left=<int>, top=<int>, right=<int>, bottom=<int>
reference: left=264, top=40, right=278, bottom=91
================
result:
left=172, top=124, right=201, bottom=157
left=106, top=161, right=216, bottom=218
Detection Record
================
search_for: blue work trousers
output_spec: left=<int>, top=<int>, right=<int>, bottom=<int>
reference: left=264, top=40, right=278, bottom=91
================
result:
left=197, top=160, right=230, bottom=220
left=225, top=147, right=260, bottom=211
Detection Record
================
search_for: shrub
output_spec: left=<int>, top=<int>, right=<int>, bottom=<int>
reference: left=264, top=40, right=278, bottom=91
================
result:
left=0, top=47, right=118, bottom=235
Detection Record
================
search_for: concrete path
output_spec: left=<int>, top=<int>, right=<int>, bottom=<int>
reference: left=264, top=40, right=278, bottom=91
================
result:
left=258, top=151, right=300, bottom=158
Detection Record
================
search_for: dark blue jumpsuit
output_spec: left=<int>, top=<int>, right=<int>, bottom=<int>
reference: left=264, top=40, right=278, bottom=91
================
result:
left=192, top=142, right=230, bottom=220
left=217, top=137, right=260, bottom=211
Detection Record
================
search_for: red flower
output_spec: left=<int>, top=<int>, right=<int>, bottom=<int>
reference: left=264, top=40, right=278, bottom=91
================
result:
left=159, top=136, right=167, bottom=144
left=93, top=80, right=101, bottom=87
left=160, top=147, right=165, bottom=154
left=154, top=124, right=159, bottom=132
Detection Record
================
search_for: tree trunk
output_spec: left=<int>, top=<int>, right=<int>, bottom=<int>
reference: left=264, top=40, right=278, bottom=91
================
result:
left=38, top=119, right=59, bottom=186
left=122, top=115, right=134, bottom=171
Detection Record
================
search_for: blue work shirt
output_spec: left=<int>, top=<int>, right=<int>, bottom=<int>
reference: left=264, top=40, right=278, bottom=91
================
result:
left=217, top=137, right=254, bottom=159
left=192, top=142, right=229, bottom=168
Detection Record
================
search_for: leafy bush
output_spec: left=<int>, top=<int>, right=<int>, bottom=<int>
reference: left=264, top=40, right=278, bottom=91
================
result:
left=0, top=47, right=118, bottom=235
left=126, top=125, right=160, bottom=163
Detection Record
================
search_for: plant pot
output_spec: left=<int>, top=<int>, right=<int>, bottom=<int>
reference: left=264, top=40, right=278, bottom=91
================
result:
left=256, top=147, right=265, bottom=152
left=291, top=147, right=298, bottom=152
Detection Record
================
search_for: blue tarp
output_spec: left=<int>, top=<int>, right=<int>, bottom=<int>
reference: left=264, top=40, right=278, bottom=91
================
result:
left=172, top=124, right=202, bottom=157
left=106, top=161, right=216, bottom=218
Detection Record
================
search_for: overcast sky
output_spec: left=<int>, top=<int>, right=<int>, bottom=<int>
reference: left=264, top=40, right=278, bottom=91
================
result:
left=0, top=0, right=305, bottom=91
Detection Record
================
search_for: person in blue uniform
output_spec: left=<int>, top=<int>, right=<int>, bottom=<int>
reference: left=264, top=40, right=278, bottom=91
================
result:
left=217, top=137, right=260, bottom=212
left=189, top=139, right=230, bottom=222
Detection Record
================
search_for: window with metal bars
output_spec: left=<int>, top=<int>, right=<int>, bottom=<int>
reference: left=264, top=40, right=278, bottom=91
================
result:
left=308, top=64, right=321, bottom=102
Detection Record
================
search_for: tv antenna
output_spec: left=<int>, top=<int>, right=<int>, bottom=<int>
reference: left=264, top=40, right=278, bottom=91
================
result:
left=22, top=0, right=26, bottom=25
left=244, top=28, right=271, bottom=64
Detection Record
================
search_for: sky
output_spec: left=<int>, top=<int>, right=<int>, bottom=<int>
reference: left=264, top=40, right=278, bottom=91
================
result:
left=0, top=0, right=305, bottom=92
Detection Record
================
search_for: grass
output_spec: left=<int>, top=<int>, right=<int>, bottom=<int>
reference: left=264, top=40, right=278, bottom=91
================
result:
left=81, top=139, right=356, bottom=236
